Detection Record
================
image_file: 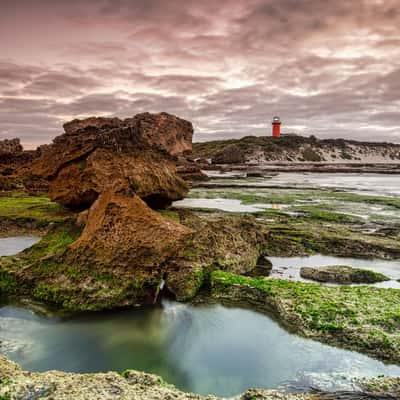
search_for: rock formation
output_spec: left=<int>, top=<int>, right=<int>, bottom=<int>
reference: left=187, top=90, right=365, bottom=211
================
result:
left=62, top=112, right=193, bottom=156
left=1, top=112, right=269, bottom=310
left=41, top=185, right=193, bottom=309
left=0, top=138, right=23, bottom=156
left=27, top=112, right=191, bottom=208
left=299, top=265, right=390, bottom=284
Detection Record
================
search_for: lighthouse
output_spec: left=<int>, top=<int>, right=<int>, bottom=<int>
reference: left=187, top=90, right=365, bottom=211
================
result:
left=272, top=116, right=281, bottom=138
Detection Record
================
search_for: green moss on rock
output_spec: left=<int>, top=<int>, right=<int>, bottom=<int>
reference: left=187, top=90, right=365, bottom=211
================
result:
left=211, top=271, right=400, bottom=363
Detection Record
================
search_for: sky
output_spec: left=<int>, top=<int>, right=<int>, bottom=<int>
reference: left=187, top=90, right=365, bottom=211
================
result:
left=0, top=0, right=399, bottom=148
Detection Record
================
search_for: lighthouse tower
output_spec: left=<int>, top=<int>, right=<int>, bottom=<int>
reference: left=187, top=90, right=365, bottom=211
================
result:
left=272, top=116, right=281, bottom=138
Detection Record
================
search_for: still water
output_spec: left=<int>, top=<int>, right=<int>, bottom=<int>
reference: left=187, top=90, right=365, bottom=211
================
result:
left=2, top=238, right=400, bottom=397
left=2, top=301, right=400, bottom=397
left=203, top=172, right=400, bottom=197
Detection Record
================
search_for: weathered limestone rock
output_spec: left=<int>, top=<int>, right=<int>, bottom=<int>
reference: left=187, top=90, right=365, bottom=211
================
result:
left=27, top=112, right=191, bottom=209
left=62, top=112, right=193, bottom=156
left=13, top=185, right=193, bottom=310
left=299, top=265, right=390, bottom=284
left=246, top=256, right=273, bottom=277
left=165, top=212, right=269, bottom=301
left=129, top=112, right=194, bottom=156
left=0, top=355, right=315, bottom=400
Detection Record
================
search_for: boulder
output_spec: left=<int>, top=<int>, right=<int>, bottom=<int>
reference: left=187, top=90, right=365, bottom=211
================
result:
left=165, top=212, right=269, bottom=300
left=62, top=112, right=193, bottom=156
left=245, top=256, right=273, bottom=277
left=27, top=112, right=191, bottom=209
left=211, top=144, right=246, bottom=164
left=300, top=265, right=390, bottom=284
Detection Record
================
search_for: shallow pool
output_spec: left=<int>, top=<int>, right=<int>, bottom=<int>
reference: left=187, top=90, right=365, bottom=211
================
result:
left=1, top=238, right=400, bottom=397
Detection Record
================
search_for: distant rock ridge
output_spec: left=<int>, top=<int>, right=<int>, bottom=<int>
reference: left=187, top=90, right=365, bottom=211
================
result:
left=192, top=134, right=400, bottom=164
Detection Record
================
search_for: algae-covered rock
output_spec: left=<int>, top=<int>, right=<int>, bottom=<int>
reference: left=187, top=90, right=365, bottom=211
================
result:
left=0, top=354, right=315, bottom=400
left=210, top=271, right=400, bottom=364
left=165, top=211, right=269, bottom=301
left=6, top=185, right=192, bottom=310
left=300, top=265, right=390, bottom=284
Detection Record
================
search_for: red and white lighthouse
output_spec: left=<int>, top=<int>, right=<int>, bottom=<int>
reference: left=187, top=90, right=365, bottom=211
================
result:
left=272, top=116, right=281, bottom=138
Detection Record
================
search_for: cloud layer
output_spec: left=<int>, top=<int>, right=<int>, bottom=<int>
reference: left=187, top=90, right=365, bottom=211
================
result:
left=1, top=0, right=399, bottom=148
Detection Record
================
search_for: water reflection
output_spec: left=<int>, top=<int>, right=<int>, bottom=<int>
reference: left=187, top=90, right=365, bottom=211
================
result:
left=269, top=254, right=400, bottom=289
left=0, top=236, right=40, bottom=256
left=1, top=301, right=400, bottom=397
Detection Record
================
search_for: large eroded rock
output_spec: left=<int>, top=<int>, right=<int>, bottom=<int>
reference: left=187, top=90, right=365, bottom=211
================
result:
left=21, top=185, right=193, bottom=310
left=27, top=112, right=191, bottom=208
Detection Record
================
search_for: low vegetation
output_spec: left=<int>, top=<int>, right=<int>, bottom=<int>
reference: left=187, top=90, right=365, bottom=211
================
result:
left=211, top=270, right=400, bottom=363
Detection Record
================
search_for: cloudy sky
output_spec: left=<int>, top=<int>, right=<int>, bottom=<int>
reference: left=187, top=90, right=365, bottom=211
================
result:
left=1, top=0, right=399, bottom=148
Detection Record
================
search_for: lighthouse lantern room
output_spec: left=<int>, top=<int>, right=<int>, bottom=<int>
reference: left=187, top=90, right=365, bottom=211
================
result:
left=272, top=116, right=281, bottom=138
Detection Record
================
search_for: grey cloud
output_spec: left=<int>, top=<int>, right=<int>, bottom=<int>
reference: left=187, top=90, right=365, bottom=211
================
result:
left=0, top=0, right=399, bottom=145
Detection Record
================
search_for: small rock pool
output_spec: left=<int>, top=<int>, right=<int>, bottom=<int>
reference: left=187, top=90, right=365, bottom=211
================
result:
left=1, top=237, right=400, bottom=397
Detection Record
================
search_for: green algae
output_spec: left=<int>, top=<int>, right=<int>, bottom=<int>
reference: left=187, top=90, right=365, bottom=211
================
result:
left=211, top=270, right=400, bottom=363
left=0, top=193, right=70, bottom=224
left=0, top=221, right=82, bottom=297
left=187, top=187, right=400, bottom=210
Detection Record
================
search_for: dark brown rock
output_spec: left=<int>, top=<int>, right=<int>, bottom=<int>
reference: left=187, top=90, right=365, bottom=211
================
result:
left=0, top=139, right=39, bottom=191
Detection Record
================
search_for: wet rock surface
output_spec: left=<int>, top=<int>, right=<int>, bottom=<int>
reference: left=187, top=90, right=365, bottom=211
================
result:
left=299, top=265, right=390, bottom=284
left=1, top=355, right=397, bottom=400
left=211, top=271, right=400, bottom=364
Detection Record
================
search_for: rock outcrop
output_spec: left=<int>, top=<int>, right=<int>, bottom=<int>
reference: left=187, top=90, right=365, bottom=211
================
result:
left=0, top=138, right=23, bottom=156
left=0, top=138, right=38, bottom=191
left=0, top=113, right=269, bottom=310
left=299, top=265, right=390, bottom=284
left=26, top=112, right=191, bottom=209
left=62, top=112, right=193, bottom=156
left=38, top=185, right=193, bottom=309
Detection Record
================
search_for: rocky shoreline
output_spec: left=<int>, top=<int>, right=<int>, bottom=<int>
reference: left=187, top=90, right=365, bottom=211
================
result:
left=1, top=356, right=399, bottom=400
left=1, top=113, right=400, bottom=398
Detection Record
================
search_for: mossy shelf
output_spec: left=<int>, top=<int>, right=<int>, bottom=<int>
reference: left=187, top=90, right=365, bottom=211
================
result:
left=210, top=270, right=400, bottom=364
